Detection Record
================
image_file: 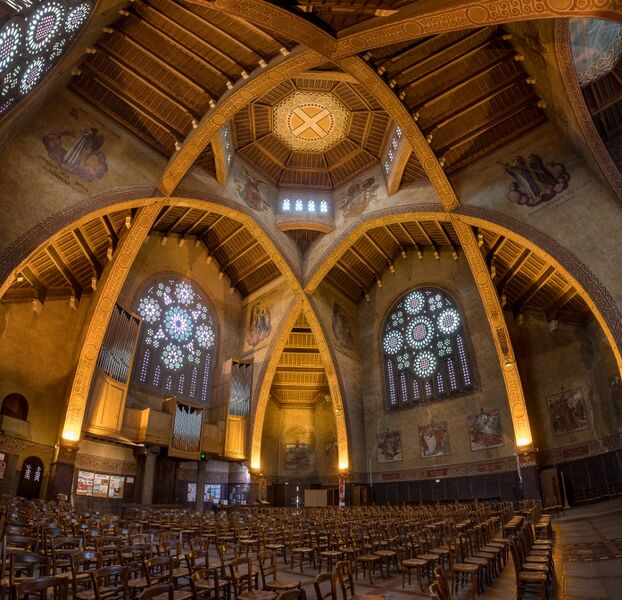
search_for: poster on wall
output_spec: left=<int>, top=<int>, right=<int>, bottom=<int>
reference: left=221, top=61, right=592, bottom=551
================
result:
left=187, top=483, right=197, bottom=503
left=419, top=421, right=450, bottom=458
left=76, top=471, right=95, bottom=496
left=204, top=484, right=221, bottom=503
left=377, top=430, right=403, bottom=463
left=108, top=475, right=125, bottom=499
left=467, top=408, right=505, bottom=451
left=92, top=473, right=110, bottom=497
left=285, top=444, right=310, bottom=470
left=546, top=388, right=589, bottom=435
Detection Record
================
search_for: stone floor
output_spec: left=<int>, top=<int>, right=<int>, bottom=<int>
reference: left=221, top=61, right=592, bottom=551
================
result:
left=264, top=499, right=622, bottom=600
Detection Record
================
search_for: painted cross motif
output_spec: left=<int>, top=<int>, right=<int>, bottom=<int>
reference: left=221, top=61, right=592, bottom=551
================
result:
left=289, top=105, right=332, bottom=140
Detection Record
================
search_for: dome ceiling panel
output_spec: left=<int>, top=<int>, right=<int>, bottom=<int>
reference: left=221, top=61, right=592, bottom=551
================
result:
left=232, top=74, right=389, bottom=190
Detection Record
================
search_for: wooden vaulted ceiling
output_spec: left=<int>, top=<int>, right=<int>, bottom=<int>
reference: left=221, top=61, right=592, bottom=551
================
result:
left=366, top=26, right=546, bottom=187
left=70, top=0, right=294, bottom=165
left=232, top=73, right=390, bottom=190
left=2, top=205, right=284, bottom=302
left=323, top=218, right=591, bottom=325
left=271, top=311, right=328, bottom=406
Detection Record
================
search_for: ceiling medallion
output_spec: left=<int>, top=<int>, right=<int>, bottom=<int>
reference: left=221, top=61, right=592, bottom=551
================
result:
left=273, top=91, right=349, bottom=152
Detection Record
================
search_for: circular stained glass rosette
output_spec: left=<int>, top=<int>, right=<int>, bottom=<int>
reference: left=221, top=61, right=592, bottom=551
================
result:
left=65, top=2, right=91, bottom=34
left=196, top=324, right=215, bottom=349
left=405, top=315, right=434, bottom=349
left=162, top=343, right=183, bottom=370
left=397, top=352, right=411, bottom=371
left=383, top=329, right=403, bottom=355
left=437, top=307, right=460, bottom=335
left=26, top=2, right=65, bottom=54
left=428, top=293, right=443, bottom=312
left=175, top=281, right=195, bottom=305
left=413, top=350, right=438, bottom=378
left=138, top=297, right=161, bottom=323
left=0, top=21, right=23, bottom=76
left=19, top=57, right=46, bottom=95
left=163, top=306, right=193, bottom=342
left=403, top=290, right=425, bottom=315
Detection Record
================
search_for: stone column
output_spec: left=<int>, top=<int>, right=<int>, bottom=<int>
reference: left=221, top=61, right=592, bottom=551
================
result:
left=2, top=453, right=19, bottom=496
left=141, top=448, right=158, bottom=505
left=47, top=443, right=78, bottom=501
left=196, top=460, right=207, bottom=512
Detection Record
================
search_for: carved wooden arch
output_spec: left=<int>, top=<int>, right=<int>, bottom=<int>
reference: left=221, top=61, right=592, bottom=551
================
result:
left=248, top=295, right=350, bottom=472
left=304, top=205, right=448, bottom=294
left=456, top=207, right=622, bottom=372
left=554, top=18, right=622, bottom=203
left=40, top=194, right=307, bottom=443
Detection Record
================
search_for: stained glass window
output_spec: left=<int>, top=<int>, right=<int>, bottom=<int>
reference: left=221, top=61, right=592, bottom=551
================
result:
left=382, top=287, right=475, bottom=409
left=133, top=277, right=217, bottom=404
left=0, top=1, right=93, bottom=118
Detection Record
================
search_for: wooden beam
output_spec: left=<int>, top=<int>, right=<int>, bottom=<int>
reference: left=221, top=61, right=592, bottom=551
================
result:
left=165, top=208, right=194, bottom=235
left=413, top=221, right=439, bottom=257
left=73, top=229, right=103, bottom=278
left=101, top=215, right=119, bottom=249
left=153, top=206, right=176, bottom=229
left=347, top=246, right=379, bottom=278
left=210, top=224, right=245, bottom=253
left=398, top=222, right=423, bottom=258
left=333, top=260, right=368, bottom=291
left=182, top=211, right=211, bottom=236
left=546, top=286, right=578, bottom=319
left=235, top=255, right=273, bottom=283
left=496, top=249, right=530, bottom=291
left=435, top=222, right=459, bottom=259
left=485, top=234, right=505, bottom=267
left=21, top=265, right=47, bottom=304
left=514, top=266, right=556, bottom=313
left=46, top=245, right=83, bottom=300
left=221, top=240, right=260, bottom=269
left=364, top=231, right=394, bottom=269
left=382, top=225, right=407, bottom=259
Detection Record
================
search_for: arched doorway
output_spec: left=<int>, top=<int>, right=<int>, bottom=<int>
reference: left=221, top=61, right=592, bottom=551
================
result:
left=17, top=456, right=43, bottom=499
left=1, top=393, right=28, bottom=421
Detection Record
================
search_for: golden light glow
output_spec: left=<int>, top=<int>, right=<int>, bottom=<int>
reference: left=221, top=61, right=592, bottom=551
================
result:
left=250, top=457, right=261, bottom=471
left=61, top=428, right=80, bottom=442
left=338, top=457, right=349, bottom=471
left=516, top=436, right=532, bottom=448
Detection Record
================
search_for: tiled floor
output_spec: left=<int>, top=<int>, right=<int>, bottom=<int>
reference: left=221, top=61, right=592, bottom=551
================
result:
left=259, top=500, right=622, bottom=600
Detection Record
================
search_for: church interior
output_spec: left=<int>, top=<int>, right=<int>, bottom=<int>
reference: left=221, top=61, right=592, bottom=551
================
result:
left=1, top=1, right=622, bottom=599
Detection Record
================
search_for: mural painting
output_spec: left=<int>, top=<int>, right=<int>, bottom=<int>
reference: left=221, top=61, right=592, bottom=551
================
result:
left=467, top=408, right=504, bottom=451
left=339, top=176, right=379, bottom=217
left=285, top=443, right=310, bottom=470
left=419, top=421, right=450, bottom=458
left=247, top=302, right=271, bottom=347
left=377, top=429, right=402, bottom=463
left=608, top=374, right=622, bottom=421
left=503, top=153, right=570, bottom=207
left=235, top=166, right=271, bottom=212
left=42, top=126, right=107, bottom=182
left=332, top=302, right=355, bottom=350
left=324, top=440, right=338, bottom=467
left=546, top=388, right=589, bottom=435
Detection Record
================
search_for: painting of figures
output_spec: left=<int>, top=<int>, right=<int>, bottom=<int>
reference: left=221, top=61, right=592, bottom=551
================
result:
left=419, top=421, right=450, bottom=458
left=546, top=388, right=589, bottom=435
left=467, top=408, right=504, bottom=451
left=285, top=443, right=310, bottom=470
left=377, top=429, right=402, bottom=463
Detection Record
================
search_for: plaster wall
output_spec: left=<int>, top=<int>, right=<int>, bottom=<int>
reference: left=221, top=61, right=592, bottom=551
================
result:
left=359, top=247, right=514, bottom=475
left=0, top=296, right=92, bottom=447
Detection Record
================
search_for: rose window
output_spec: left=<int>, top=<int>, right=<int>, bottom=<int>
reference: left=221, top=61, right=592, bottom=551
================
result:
left=133, top=277, right=216, bottom=404
left=382, top=287, right=474, bottom=408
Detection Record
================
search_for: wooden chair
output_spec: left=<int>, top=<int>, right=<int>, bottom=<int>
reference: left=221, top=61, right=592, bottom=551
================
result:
left=334, top=562, right=382, bottom=600
left=431, top=566, right=451, bottom=600
left=400, top=553, right=430, bottom=593
left=91, top=565, right=128, bottom=600
left=275, top=590, right=305, bottom=600
left=257, top=551, right=300, bottom=592
left=449, top=537, right=479, bottom=600
left=312, top=573, right=335, bottom=600
left=510, top=541, right=548, bottom=600
left=70, top=550, right=101, bottom=600
left=137, top=584, right=173, bottom=600
left=190, top=568, right=228, bottom=600
left=10, top=575, right=68, bottom=600
left=228, top=557, right=275, bottom=600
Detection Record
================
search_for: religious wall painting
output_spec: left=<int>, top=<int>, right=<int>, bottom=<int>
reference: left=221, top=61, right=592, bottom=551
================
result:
left=234, top=165, right=271, bottom=213
left=339, top=176, right=379, bottom=217
left=546, top=387, right=589, bottom=435
left=503, top=153, right=570, bottom=207
left=608, top=374, right=622, bottom=421
left=247, top=302, right=271, bottom=347
left=324, top=440, right=338, bottom=466
left=467, top=408, right=504, bottom=451
left=377, top=429, right=403, bottom=463
left=419, top=421, right=450, bottom=458
left=331, top=302, right=355, bottom=350
left=514, top=22, right=548, bottom=70
left=42, top=127, right=107, bottom=182
left=284, top=443, right=310, bottom=471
